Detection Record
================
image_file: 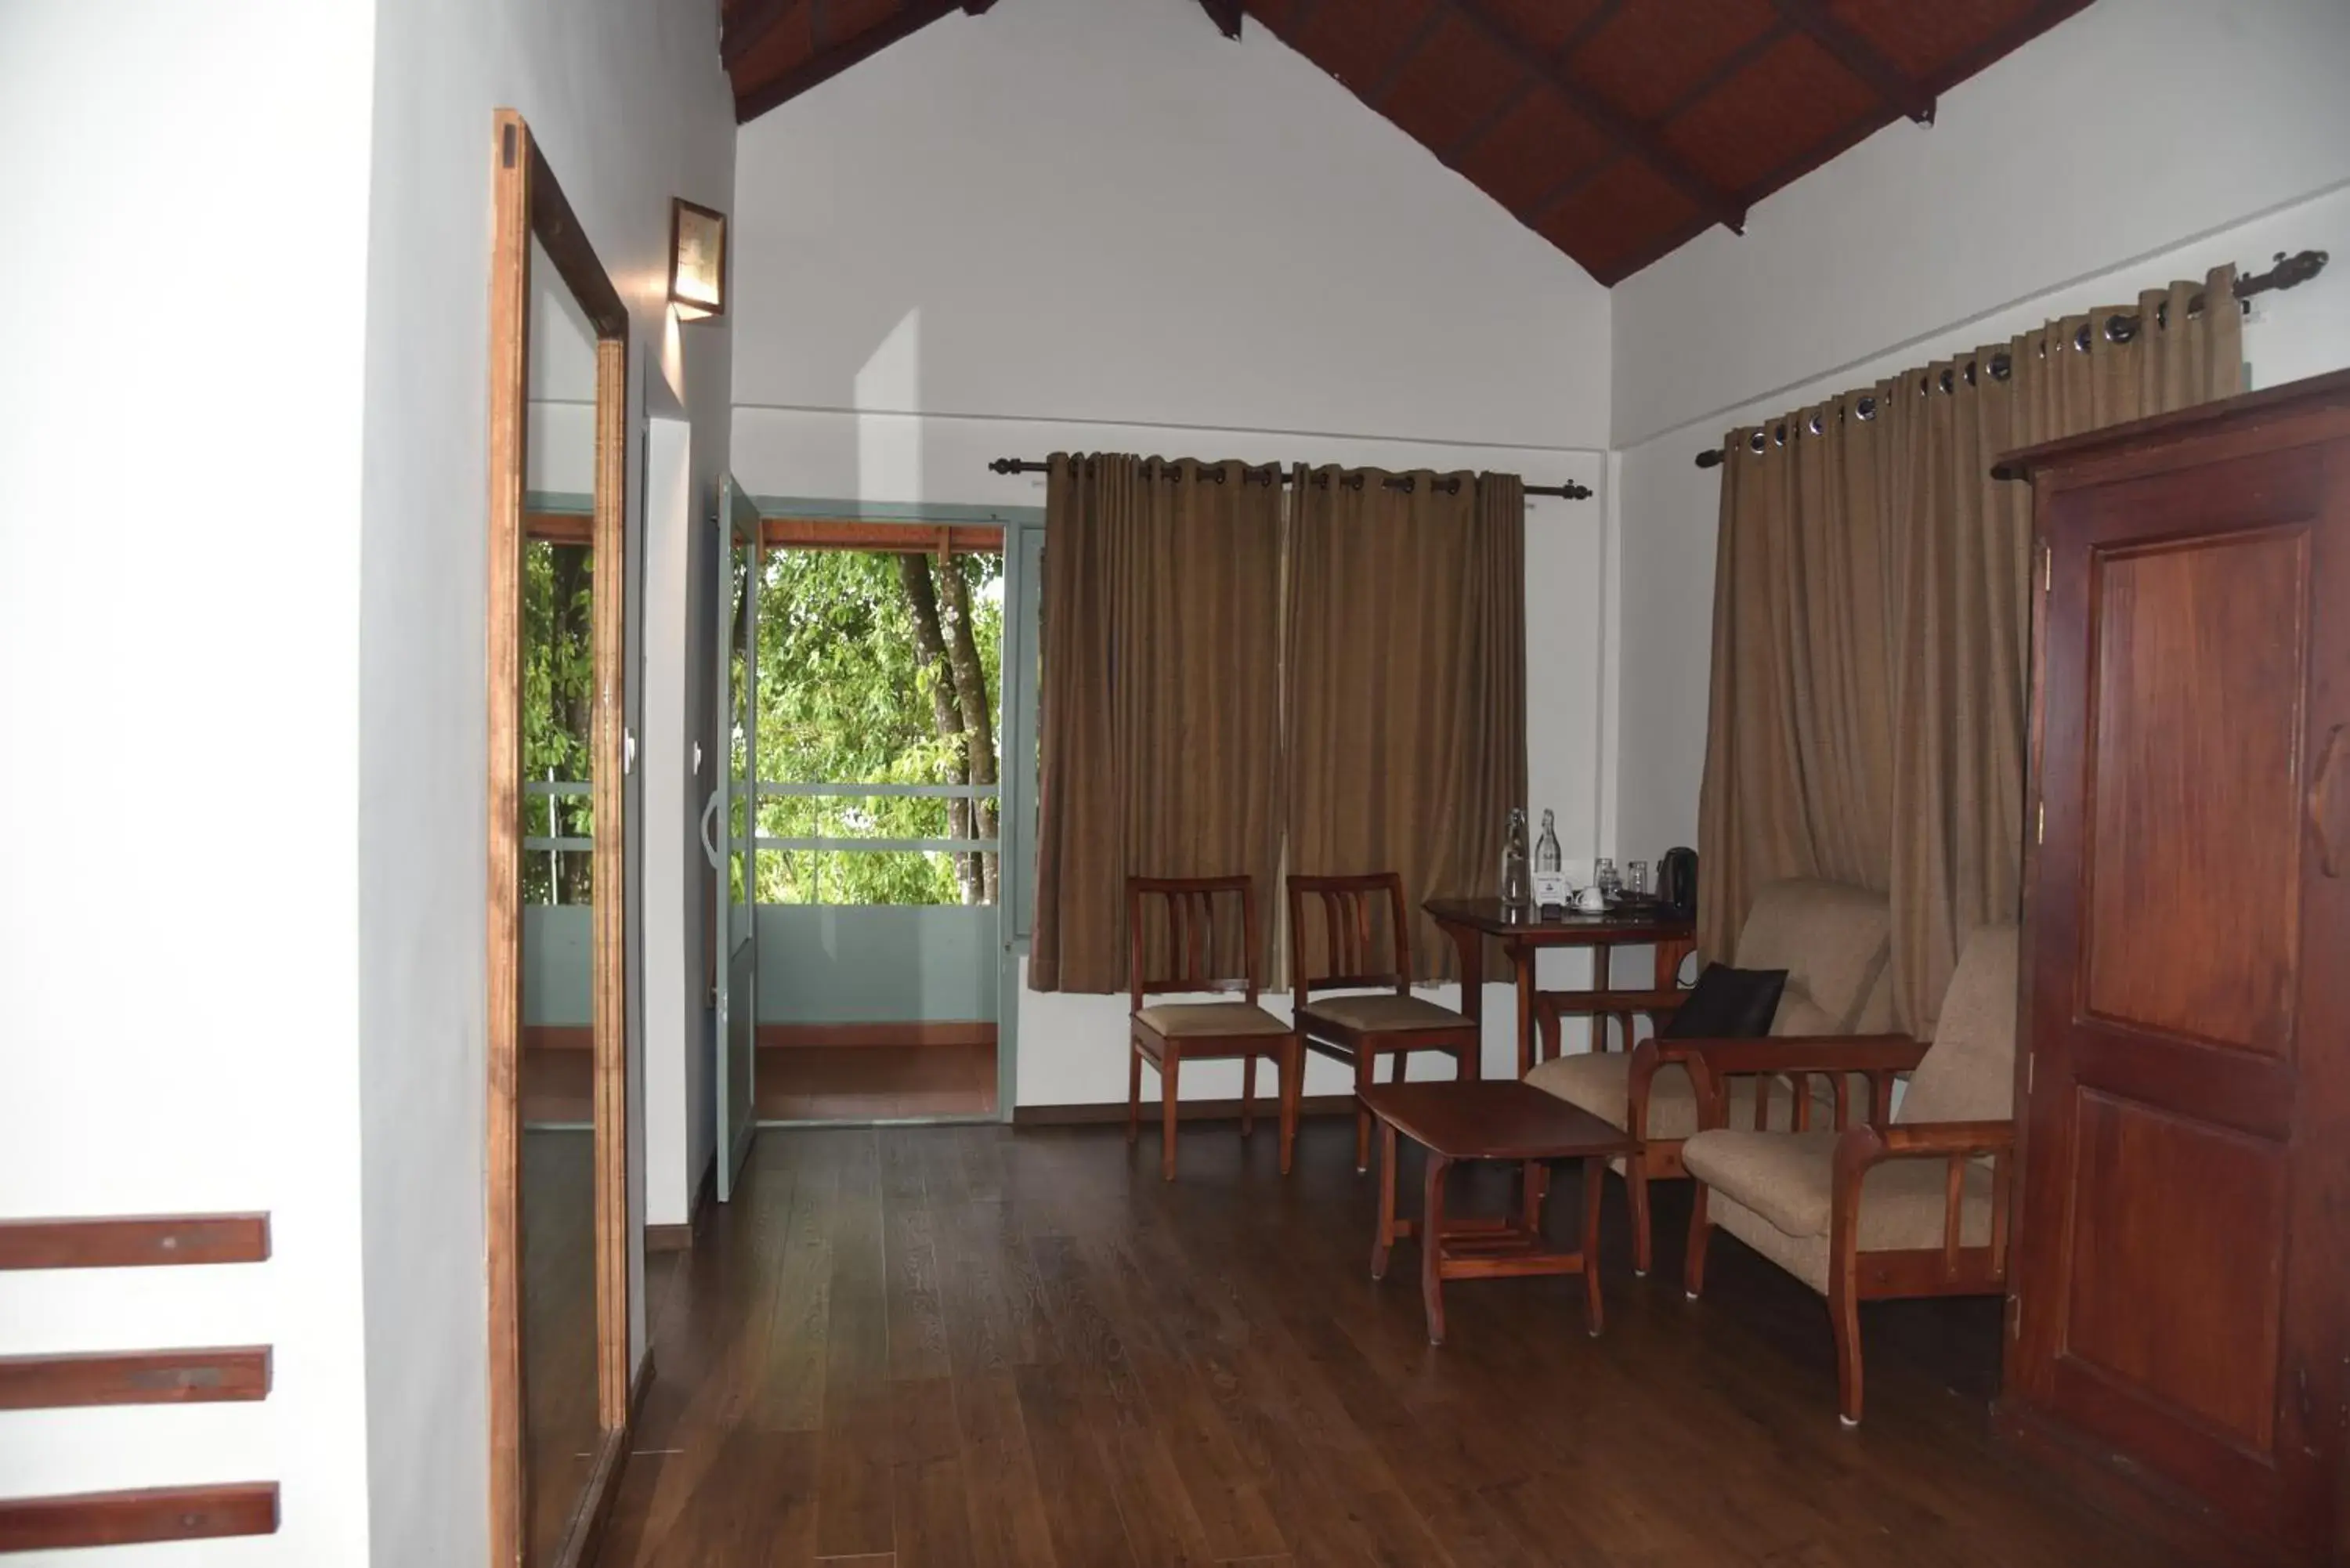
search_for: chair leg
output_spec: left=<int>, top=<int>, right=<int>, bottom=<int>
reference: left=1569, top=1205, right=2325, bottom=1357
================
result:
left=1627, top=1151, right=1654, bottom=1277
left=1241, top=1053, right=1257, bottom=1138
left=1354, top=1050, right=1375, bottom=1173
left=1126, top=1045, right=1142, bottom=1145
left=1831, top=1256, right=1865, bottom=1425
left=1684, top=1180, right=1712, bottom=1299
left=1160, top=1050, right=1180, bottom=1182
left=1278, top=1037, right=1302, bottom=1176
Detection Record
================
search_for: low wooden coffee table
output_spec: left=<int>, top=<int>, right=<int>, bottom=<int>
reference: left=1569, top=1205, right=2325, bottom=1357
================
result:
left=1360, top=1079, right=1636, bottom=1345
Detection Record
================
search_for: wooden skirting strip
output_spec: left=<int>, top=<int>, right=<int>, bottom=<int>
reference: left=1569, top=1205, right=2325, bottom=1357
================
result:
left=0, top=1483, right=279, bottom=1552
left=762, top=517, right=1003, bottom=555
left=1014, top=1094, right=1359, bottom=1127
left=758, top=1021, right=996, bottom=1050
left=0, top=1214, right=270, bottom=1271
left=0, top=1348, right=271, bottom=1411
left=647, top=1157, right=717, bottom=1254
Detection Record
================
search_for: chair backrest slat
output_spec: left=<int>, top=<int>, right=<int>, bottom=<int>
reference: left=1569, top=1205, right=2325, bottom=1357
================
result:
left=1126, top=876, right=1261, bottom=1011
left=1287, top=873, right=1412, bottom=1011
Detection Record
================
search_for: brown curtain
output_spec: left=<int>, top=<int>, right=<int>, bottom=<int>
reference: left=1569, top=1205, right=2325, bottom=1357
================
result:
left=1029, top=454, right=1285, bottom=992
left=1286, top=468, right=1527, bottom=981
left=1698, top=266, right=2242, bottom=1032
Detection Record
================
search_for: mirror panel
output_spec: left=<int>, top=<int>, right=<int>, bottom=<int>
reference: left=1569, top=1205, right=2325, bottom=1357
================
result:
left=518, top=232, right=602, bottom=1565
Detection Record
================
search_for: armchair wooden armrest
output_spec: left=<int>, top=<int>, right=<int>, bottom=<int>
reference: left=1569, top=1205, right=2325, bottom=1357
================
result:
left=1833, top=1118, right=2018, bottom=1292
left=1533, top=987, right=1689, bottom=1060
left=1858, top=1121, right=2015, bottom=1159
left=1664, top=1035, right=1925, bottom=1133
left=1546, top=988, right=1690, bottom=1016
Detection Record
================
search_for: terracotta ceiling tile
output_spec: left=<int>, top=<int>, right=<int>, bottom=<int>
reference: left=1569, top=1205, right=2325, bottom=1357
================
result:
left=1567, top=0, right=1781, bottom=124
left=728, top=1, right=816, bottom=93
left=1290, top=0, right=1440, bottom=96
left=1477, top=0, right=1612, bottom=56
left=1380, top=13, right=1533, bottom=154
left=1661, top=30, right=1879, bottom=195
left=1535, top=156, right=1699, bottom=280
left=819, top=0, right=899, bottom=53
left=1828, top=0, right=2037, bottom=81
left=1454, top=87, right=1613, bottom=214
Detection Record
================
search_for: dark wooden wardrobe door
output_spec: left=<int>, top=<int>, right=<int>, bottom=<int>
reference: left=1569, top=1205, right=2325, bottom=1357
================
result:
left=2012, top=401, right=2350, bottom=1559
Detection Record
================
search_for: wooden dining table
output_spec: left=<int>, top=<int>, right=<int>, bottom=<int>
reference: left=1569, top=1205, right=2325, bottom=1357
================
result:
left=1423, top=897, right=1697, bottom=1079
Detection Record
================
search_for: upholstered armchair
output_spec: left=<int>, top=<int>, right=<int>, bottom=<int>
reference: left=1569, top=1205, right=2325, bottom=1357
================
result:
left=1525, top=879, right=1895, bottom=1274
left=1677, top=923, right=2019, bottom=1425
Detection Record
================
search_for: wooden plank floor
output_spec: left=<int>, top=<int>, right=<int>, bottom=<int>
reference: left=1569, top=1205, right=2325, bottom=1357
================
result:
left=598, top=1120, right=2191, bottom=1568
left=757, top=1044, right=997, bottom=1122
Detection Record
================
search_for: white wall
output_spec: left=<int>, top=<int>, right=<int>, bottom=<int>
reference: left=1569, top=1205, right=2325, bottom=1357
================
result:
left=1610, top=0, right=2350, bottom=876
left=0, top=4, right=379, bottom=1565
left=730, top=0, right=1616, bottom=1107
left=733, top=0, right=1611, bottom=452
left=356, top=2, right=735, bottom=1563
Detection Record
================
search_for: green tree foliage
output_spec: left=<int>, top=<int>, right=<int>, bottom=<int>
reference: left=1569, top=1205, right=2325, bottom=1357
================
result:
left=746, top=547, right=1003, bottom=905
left=522, top=539, right=595, bottom=905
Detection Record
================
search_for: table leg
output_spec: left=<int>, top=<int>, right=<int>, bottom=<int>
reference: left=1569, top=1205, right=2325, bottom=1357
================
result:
left=1582, top=1154, right=1606, bottom=1336
left=1422, top=1154, right=1451, bottom=1345
left=1444, top=916, right=1484, bottom=1031
left=1593, top=945, right=1613, bottom=1053
left=1511, top=945, right=1538, bottom=1079
left=1372, top=1120, right=1397, bottom=1281
left=1654, top=935, right=1694, bottom=990
left=1517, top=1160, right=1549, bottom=1234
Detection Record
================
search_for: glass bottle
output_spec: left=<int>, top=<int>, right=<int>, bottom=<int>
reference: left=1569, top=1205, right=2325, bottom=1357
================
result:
left=1535, top=809, right=1563, bottom=876
left=1501, top=808, right=1532, bottom=913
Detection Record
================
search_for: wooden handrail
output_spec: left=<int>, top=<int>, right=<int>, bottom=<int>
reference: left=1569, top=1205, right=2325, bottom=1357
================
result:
left=0, top=1483, right=278, bottom=1552
left=0, top=1349, right=271, bottom=1411
left=0, top=1214, right=269, bottom=1271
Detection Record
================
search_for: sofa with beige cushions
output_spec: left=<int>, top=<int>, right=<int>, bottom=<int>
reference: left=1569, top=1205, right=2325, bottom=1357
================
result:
left=1524, top=878, right=1896, bottom=1274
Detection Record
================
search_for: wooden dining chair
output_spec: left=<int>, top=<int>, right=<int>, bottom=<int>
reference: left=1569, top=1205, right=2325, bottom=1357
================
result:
left=1289, top=873, right=1481, bottom=1172
left=1126, top=876, right=1301, bottom=1180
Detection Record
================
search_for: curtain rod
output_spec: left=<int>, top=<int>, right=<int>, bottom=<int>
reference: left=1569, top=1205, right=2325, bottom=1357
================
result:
left=985, top=457, right=1593, bottom=500
left=1689, top=247, right=2330, bottom=469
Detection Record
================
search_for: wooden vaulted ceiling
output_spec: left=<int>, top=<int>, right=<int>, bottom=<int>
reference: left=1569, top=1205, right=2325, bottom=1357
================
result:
left=722, top=0, right=2095, bottom=285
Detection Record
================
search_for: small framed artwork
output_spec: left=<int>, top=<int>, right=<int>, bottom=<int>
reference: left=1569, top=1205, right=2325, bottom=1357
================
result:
left=669, top=197, right=727, bottom=320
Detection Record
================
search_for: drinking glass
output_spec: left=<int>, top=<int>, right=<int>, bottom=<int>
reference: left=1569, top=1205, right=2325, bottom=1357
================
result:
left=1626, top=860, right=1650, bottom=898
left=1595, top=857, right=1620, bottom=899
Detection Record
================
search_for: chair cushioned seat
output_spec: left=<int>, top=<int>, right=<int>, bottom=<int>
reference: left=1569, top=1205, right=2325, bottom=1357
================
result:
left=1133, top=1001, right=1289, bottom=1039
left=1683, top=1127, right=1995, bottom=1250
left=1300, top=993, right=1470, bottom=1034
left=1525, top=1052, right=1787, bottom=1141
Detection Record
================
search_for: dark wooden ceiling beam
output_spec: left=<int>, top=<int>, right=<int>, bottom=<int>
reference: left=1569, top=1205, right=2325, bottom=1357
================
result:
left=736, top=0, right=994, bottom=123
left=1196, top=0, right=1245, bottom=41
left=1439, top=0, right=1747, bottom=236
left=1766, top=0, right=1935, bottom=123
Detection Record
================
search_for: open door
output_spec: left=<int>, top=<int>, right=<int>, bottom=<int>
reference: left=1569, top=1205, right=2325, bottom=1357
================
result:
left=706, top=478, right=761, bottom=1200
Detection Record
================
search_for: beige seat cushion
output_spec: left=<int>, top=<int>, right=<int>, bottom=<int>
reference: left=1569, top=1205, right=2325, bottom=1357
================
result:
left=1525, top=1052, right=1805, bottom=1141
left=1684, top=1126, right=1994, bottom=1247
left=1300, top=993, right=1470, bottom=1034
left=1133, top=1002, right=1288, bottom=1039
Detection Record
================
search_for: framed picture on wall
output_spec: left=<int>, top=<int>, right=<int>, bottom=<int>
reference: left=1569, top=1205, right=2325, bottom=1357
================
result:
left=669, top=197, right=727, bottom=320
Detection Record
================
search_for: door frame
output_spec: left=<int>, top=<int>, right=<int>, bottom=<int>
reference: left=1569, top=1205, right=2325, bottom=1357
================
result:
left=711, top=479, right=760, bottom=1198
left=485, top=109, right=634, bottom=1568
left=744, top=498, right=1043, bottom=1128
